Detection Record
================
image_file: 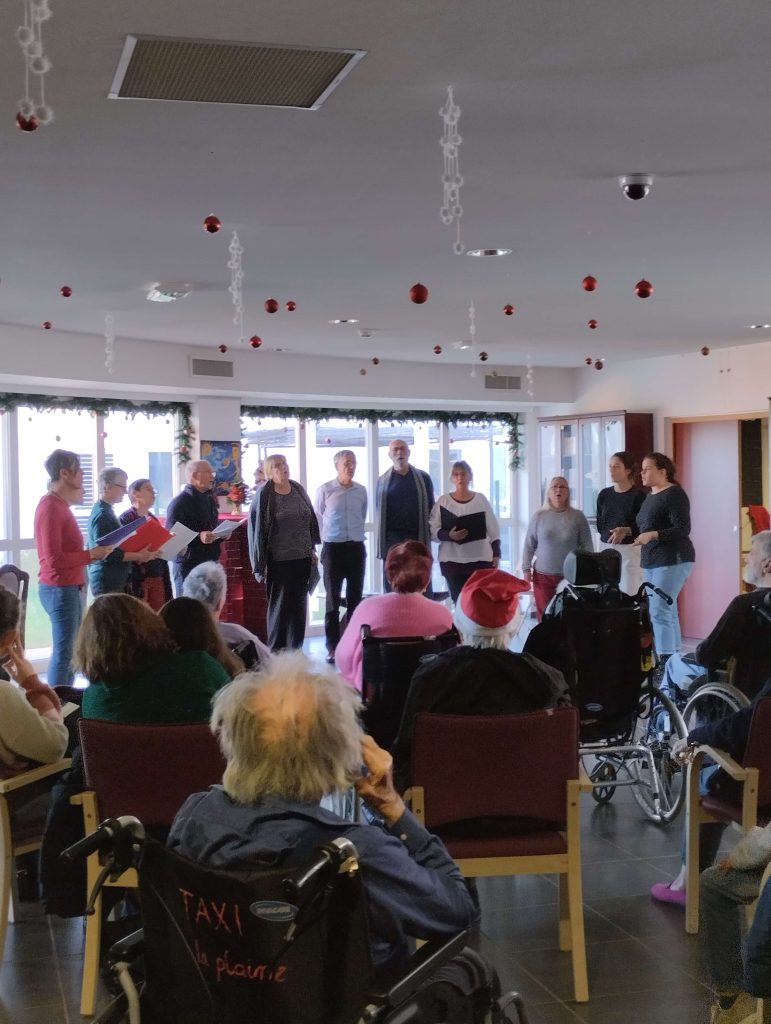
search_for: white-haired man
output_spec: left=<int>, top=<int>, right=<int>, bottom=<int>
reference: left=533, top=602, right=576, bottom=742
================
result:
left=165, top=460, right=221, bottom=594
left=87, top=467, right=151, bottom=596
left=314, top=450, right=368, bottom=662
left=168, top=652, right=477, bottom=981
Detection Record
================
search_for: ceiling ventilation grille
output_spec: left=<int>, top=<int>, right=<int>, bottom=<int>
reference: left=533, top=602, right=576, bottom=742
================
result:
left=110, top=36, right=366, bottom=110
left=190, top=357, right=234, bottom=379
left=484, top=374, right=521, bottom=391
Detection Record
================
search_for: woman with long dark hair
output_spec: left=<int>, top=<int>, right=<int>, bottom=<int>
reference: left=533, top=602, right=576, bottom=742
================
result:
left=596, top=451, right=646, bottom=595
left=634, top=452, right=695, bottom=661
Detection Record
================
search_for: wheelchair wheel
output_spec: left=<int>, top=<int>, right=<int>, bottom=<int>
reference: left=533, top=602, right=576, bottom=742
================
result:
left=589, top=760, right=617, bottom=804
left=682, top=682, right=749, bottom=734
left=629, top=686, right=688, bottom=825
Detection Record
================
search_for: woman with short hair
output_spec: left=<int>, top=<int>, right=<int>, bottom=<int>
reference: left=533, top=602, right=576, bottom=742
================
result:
left=430, top=460, right=501, bottom=602
left=182, top=561, right=270, bottom=668
left=335, top=541, right=453, bottom=690
left=247, top=454, right=320, bottom=651
left=521, top=477, right=593, bottom=619
left=119, top=478, right=173, bottom=611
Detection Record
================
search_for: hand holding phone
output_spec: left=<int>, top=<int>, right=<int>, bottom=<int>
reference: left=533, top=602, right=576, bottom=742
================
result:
left=355, top=735, right=405, bottom=825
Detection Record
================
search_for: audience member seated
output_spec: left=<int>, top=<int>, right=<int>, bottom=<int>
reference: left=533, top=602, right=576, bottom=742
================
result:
left=392, top=568, right=570, bottom=792
left=661, top=530, right=771, bottom=702
left=0, top=589, right=68, bottom=770
left=159, top=597, right=245, bottom=679
left=700, top=818, right=771, bottom=1023
left=182, top=561, right=271, bottom=668
left=651, top=676, right=771, bottom=907
left=41, top=594, right=230, bottom=918
left=168, top=652, right=477, bottom=985
left=79, top=594, right=230, bottom=723
left=335, top=541, right=453, bottom=691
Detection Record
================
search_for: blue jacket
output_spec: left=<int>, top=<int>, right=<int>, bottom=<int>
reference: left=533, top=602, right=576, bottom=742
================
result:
left=745, top=874, right=771, bottom=995
left=167, top=787, right=475, bottom=974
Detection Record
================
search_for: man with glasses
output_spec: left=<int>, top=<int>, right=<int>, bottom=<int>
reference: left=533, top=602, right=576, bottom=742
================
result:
left=87, top=467, right=151, bottom=596
left=315, top=450, right=368, bottom=663
left=165, top=460, right=222, bottom=595
left=376, top=439, right=435, bottom=593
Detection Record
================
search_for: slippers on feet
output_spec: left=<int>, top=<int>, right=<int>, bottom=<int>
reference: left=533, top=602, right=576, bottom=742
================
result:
left=651, top=881, right=686, bottom=906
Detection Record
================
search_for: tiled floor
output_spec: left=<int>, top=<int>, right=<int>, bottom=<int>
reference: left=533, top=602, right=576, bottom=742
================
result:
left=0, top=776, right=719, bottom=1023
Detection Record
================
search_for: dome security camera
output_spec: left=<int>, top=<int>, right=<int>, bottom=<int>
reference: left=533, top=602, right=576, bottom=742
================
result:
left=619, top=173, right=653, bottom=201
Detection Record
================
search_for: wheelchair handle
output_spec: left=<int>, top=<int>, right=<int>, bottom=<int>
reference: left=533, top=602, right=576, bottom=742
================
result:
left=284, top=838, right=359, bottom=902
left=61, top=815, right=145, bottom=865
left=640, top=581, right=673, bottom=606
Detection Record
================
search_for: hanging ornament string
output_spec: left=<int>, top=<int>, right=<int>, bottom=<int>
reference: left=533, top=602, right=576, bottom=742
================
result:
left=227, top=231, right=245, bottom=344
left=15, top=0, right=54, bottom=130
left=439, top=86, right=464, bottom=255
left=525, top=352, right=534, bottom=398
left=468, top=300, right=477, bottom=377
left=104, top=313, right=115, bottom=374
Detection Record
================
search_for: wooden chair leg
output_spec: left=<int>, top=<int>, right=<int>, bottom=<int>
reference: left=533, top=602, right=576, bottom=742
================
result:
left=0, top=799, right=12, bottom=962
left=685, top=759, right=702, bottom=934
left=566, top=782, right=588, bottom=1003
left=558, top=874, right=571, bottom=951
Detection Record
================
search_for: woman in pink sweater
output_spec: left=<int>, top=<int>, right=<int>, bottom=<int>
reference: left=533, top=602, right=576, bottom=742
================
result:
left=335, top=541, right=453, bottom=690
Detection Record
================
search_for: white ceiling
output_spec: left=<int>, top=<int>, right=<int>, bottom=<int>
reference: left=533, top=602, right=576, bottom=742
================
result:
left=2, top=0, right=771, bottom=370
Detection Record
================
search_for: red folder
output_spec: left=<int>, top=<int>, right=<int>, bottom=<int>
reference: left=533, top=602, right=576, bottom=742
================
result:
left=120, top=517, right=174, bottom=553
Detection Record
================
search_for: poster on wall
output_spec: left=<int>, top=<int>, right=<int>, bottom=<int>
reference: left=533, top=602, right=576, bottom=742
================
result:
left=201, top=440, right=242, bottom=495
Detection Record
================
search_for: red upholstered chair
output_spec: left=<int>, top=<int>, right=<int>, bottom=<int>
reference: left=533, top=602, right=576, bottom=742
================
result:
left=407, top=707, right=588, bottom=1002
left=74, top=719, right=226, bottom=1015
left=685, top=697, right=771, bottom=934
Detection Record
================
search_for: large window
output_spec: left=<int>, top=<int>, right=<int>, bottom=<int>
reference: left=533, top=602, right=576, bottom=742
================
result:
left=1, top=404, right=177, bottom=657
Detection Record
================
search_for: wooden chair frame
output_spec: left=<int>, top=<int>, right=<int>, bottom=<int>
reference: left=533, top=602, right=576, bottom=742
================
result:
left=0, top=759, right=70, bottom=959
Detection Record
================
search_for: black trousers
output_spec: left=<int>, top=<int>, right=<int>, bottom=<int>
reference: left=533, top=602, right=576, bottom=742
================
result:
left=265, top=557, right=311, bottom=651
left=321, top=541, right=366, bottom=654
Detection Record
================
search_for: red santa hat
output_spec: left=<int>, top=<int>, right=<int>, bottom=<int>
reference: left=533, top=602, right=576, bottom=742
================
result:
left=453, top=568, right=530, bottom=636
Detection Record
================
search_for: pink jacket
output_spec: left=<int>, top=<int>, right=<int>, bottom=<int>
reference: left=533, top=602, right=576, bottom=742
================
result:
left=335, top=592, right=454, bottom=691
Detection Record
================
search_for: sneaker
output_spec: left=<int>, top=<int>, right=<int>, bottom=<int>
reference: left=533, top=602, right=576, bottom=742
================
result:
left=710, top=991, right=757, bottom=1024
left=650, top=881, right=686, bottom=906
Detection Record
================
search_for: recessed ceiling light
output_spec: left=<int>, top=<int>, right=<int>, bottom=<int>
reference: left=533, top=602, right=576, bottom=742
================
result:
left=466, top=248, right=512, bottom=258
left=748, top=323, right=771, bottom=329
left=146, top=282, right=193, bottom=302
left=458, top=340, right=472, bottom=350
left=328, top=318, right=359, bottom=324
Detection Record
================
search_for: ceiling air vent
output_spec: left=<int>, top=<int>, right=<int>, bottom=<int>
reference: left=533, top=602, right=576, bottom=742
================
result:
left=109, top=35, right=367, bottom=110
left=190, top=357, right=234, bottom=379
left=484, top=374, right=521, bottom=391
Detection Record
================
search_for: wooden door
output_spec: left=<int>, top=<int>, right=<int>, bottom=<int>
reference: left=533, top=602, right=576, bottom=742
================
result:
left=673, top=420, right=740, bottom=641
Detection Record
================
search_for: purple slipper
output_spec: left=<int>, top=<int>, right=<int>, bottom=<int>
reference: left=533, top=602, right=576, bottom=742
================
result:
left=651, top=882, right=686, bottom=906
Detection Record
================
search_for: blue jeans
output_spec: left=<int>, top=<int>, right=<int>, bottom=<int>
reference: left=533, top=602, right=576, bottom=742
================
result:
left=643, top=561, right=694, bottom=656
left=39, top=583, right=85, bottom=686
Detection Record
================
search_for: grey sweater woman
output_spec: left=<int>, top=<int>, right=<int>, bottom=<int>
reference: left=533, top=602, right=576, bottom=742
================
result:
left=522, top=507, right=593, bottom=576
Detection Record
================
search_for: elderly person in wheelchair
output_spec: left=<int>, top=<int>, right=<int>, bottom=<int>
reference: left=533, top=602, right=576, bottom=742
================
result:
left=167, top=652, right=502, bottom=1021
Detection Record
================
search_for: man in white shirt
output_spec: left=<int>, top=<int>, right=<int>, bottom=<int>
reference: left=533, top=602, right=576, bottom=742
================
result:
left=314, top=451, right=368, bottom=662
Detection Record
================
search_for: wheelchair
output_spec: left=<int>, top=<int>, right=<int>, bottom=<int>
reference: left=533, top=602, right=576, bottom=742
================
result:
left=524, top=550, right=689, bottom=824
left=63, top=817, right=530, bottom=1024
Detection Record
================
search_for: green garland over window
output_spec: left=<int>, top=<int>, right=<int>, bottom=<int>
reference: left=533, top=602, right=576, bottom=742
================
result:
left=0, top=392, right=195, bottom=466
left=241, top=404, right=523, bottom=469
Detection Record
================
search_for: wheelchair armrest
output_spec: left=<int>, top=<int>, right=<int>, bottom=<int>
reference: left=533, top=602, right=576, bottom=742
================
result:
left=105, top=928, right=144, bottom=966
left=366, top=930, right=468, bottom=1007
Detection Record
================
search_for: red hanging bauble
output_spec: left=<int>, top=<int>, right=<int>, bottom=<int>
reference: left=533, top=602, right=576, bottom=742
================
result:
left=218, top=344, right=228, bottom=353
left=701, top=346, right=710, bottom=356
left=594, top=359, right=604, bottom=370
left=585, top=357, right=593, bottom=365
left=479, top=351, right=489, bottom=362
left=635, top=279, right=653, bottom=299
left=249, top=335, right=262, bottom=348
left=372, top=357, right=380, bottom=365
left=264, top=298, right=279, bottom=314
left=410, top=283, right=429, bottom=304
left=60, top=286, right=72, bottom=298
left=582, top=275, right=598, bottom=292
left=433, top=344, right=442, bottom=354
left=42, top=320, right=52, bottom=329
left=587, top=319, right=598, bottom=330
left=503, top=304, right=515, bottom=316
left=325, top=437, right=332, bottom=444
left=285, top=301, right=296, bottom=311
left=359, top=368, right=367, bottom=375
left=203, top=214, right=221, bottom=234
left=15, top=112, right=38, bottom=132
